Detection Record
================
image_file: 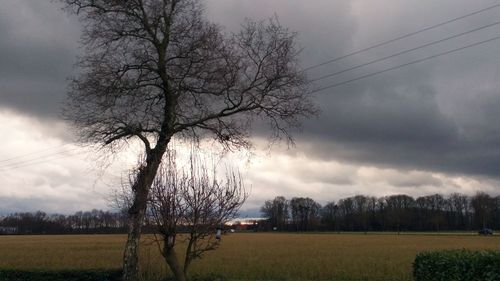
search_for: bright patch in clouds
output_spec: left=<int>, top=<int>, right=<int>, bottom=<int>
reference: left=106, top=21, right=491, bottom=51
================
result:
left=0, top=110, right=498, bottom=214
left=234, top=143, right=500, bottom=213
left=0, top=110, right=126, bottom=213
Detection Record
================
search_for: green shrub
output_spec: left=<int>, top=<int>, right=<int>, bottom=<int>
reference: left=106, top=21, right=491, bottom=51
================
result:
left=0, top=269, right=122, bottom=281
left=413, top=250, right=500, bottom=281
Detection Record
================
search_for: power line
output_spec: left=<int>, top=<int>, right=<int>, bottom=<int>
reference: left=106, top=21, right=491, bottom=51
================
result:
left=311, top=20, right=500, bottom=82
left=311, top=35, right=500, bottom=93
left=302, top=3, right=500, bottom=72
left=0, top=148, right=77, bottom=168
left=0, top=148, right=80, bottom=169
left=0, top=151, right=86, bottom=171
left=0, top=144, right=71, bottom=164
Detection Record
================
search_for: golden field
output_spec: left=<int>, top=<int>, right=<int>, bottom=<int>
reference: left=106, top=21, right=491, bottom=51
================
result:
left=0, top=233, right=499, bottom=281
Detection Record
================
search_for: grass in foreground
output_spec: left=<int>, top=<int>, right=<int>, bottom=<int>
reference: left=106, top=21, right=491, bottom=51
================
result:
left=0, top=233, right=498, bottom=281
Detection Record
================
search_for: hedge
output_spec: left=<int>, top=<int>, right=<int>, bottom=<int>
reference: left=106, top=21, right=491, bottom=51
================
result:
left=413, top=249, right=500, bottom=281
left=0, top=269, right=122, bottom=281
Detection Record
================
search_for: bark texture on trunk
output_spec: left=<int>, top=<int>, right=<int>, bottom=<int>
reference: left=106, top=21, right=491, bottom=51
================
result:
left=122, top=210, right=143, bottom=281
left=122, top=143, right=169, bottom=281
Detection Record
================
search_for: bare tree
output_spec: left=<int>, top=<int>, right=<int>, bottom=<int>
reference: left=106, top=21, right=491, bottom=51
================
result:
left=290, top=197, right=321, bottom=231
left=471, top=192, right=495, bottom=229
left=385, top=194, right=415, bottom=233
left=321, top=201, right=338, bottom=231
left=148, top=150, right=247, bottom=281
left=449, top=193, right=470, bottom=229
left=260, top=196, right=289, bottom=230
left=61, top=0, right=315, bottom=279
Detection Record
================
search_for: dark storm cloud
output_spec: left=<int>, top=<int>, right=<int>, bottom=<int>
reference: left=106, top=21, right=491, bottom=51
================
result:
left=273, top=0, right=500, bottom=179
left=298, top=64, right=500, bottom=177
left=204, top=0, right=500, bottom=181
left=0, top=0, right=80, bottom=119
left=205, top=0, right=358, bottom=69
left=3, top=0, right=500, bottom=188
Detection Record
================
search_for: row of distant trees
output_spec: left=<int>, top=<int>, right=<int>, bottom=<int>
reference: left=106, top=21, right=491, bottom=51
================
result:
left=3, top=192, right=499, bottom=235
left=0, top=210, right=129, bottom=234
left=260, top=192, right=500, bottom=232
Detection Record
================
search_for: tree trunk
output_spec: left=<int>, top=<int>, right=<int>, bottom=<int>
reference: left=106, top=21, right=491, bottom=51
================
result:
left=164, top=247, right=187, bottom=281
left=122, top=210, right=143, bottom=281
left=183, top=238, right=195, bottom=278
left=122, top=144, right=169, bottom=281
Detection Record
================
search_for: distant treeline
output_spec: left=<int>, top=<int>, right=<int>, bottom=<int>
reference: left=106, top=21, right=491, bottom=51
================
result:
left=0, top=210, right=129, bottom=235
left=2, top=192, right=499, bottom=235
left=260, top=192, right=500, bottom=232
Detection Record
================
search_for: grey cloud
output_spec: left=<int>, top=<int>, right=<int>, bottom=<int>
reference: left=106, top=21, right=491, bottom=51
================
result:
left=283, top=163, right=354, bottom=186
left=237, top=208, right=262, bottom=218
left=284, top=0, right=500, bottom=180
left=2, top=0, right=500, bottom=214
left=383, top=172, right=444, bottom=188
left=205, top=0, right=357, bottom=67
left=0, top=0, right=80, bottom=119
left=215, top=0, right=500, bottom=181
left=299, top=48, right=500, bottom=177
left=0, top=196, right=108, bottom=215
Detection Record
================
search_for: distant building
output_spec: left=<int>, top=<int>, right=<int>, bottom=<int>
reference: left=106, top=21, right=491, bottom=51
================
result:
left=228, top=217, right=265, bottom=231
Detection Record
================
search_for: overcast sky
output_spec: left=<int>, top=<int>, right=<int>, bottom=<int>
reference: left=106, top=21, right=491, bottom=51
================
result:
left=1, top=0, right=500, bottom=215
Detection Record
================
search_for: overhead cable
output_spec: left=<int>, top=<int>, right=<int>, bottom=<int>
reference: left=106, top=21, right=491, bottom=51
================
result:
left=311, top=35, right=500, bottom=93
left=0, top=144, right=71, bottom=164
left=302, top=3, right=500, bottom=72
left=311, top=20, right=500, bottom=82
left=0, top=148, right=82, bottom=169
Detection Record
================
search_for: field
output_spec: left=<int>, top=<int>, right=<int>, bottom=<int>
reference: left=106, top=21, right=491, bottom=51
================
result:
left=0, top=233, right=499, bottom=281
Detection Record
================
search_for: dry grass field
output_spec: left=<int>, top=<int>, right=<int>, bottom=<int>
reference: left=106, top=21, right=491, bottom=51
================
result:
left=0, top=233, right=499, bottom=281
